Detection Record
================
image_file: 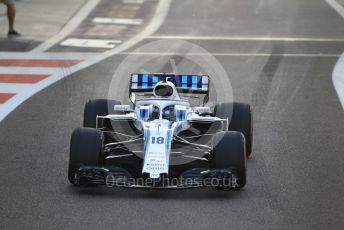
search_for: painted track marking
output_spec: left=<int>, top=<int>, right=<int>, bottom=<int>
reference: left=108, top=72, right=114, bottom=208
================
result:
left=123, top=0, right=144, bottom=3
left=326, top=0, right=344, bottom=19
left=31, top=0, right=102, bottom=52
left=118, top=52, right=341, bottom=57
left=0, top=84, right=33, bottom=93
left=0, top=0, right=171, bottom=122
left=333, top=54, right=344, bottom=109
left=0, top=55, right=83, bottom=120
left=84, top=25, right=127, bottom=36
left=60, top=38, right=121, bottom=49
left=325, top=0, right=344, bottom=110
left=0, top=94, right=15, bottom=104
left=0, top=59, right=81, bottom=67
left=0, top=74, right=49, bottom=84
left=93, top=17, right=142, bottom=25
left=0, top=67, right=65, bottom=75
left=147, top=35, right=344, bottom=42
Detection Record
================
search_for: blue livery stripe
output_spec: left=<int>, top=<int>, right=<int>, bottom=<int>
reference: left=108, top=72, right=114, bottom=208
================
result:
left=152, top=76, right=158, bottom=86
left=142, top=74, right=148, bottom=88
left=182, top=75, right=188, bottom=84
left=142, top=128, right=150, bottom=171
left=192, top=75, right=198, bottom=84
left=130, top=74, right=209, bottom=92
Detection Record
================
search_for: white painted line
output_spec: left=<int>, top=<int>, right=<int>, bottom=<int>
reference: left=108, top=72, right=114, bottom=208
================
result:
left=93, top=17, right=143, bottom=25
left=31, top=0, right=101, bottom=52
left=146, top=35, right=344, bottom=42
left=0, top=67, right=59, bottom=75
left=325, top=0, right=344, bottom=20
left=118, top=52, right=341, bottom=57
left=333, top=54, right=344, bottom=110
left=123, top=0, right=144, bottom=3
left=0, top=52, right=95, bottom=60
left=325, top=0, right=344, bottom=110
left=0, top=0, right=171, bottom=122
left=60, top=38, right=121, bottom=49
left=0, top=83, right=33, bottom=93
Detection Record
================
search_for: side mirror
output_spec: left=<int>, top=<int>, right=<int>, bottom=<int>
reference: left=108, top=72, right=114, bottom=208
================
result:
left=193, top=107, right=211, bottom=115
left=114, top=105, right=132, bottom=112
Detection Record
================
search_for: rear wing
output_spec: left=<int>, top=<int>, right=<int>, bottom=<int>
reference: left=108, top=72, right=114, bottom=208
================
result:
left=130, top=73, right=209, bottom=94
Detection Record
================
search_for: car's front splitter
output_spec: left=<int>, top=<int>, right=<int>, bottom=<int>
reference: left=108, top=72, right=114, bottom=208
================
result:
left=72, top=166, right=240, bottom=189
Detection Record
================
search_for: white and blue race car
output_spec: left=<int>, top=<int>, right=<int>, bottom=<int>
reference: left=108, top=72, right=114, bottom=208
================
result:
left=68, top=73, right=252, bottom=189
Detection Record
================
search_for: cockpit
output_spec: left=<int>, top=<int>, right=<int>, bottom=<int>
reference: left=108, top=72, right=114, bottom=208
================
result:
left=137, top=103, right=187, bottom=122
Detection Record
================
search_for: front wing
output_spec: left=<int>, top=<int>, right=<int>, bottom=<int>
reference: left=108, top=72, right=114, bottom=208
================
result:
left=73, top=166, right=240, bottom=189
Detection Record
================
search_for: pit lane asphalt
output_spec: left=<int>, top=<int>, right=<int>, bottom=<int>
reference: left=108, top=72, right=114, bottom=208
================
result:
left=1, top=0, right=344, bottom=229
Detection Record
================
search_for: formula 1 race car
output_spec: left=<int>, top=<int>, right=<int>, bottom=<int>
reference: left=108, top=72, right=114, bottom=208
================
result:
left=68, top=73, right=252, bottom=190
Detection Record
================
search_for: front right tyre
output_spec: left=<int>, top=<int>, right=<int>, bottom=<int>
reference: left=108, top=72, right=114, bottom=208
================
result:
left=214, top=102, right=253, bottom=157
left=68, top=127, right=104, bottom=185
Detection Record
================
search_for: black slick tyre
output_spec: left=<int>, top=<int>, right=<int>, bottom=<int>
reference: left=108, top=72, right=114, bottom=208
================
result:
left=211, top=131, right=247, bottom=189
left=214, top=102, right=253, bottom=156
left=68, top=128, right=104, bottom=185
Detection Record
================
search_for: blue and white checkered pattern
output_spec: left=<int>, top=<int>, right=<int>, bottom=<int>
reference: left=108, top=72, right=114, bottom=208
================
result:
left=130, top=74, right=209, bottom=92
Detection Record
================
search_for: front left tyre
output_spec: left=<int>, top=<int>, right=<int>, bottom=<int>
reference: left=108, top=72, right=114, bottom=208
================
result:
left=68, top=127, right=104, bottom=185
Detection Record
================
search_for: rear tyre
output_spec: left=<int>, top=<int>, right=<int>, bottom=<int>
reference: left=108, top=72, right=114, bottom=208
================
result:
left=83, top=99, right=121, bottom=128
left=211, top=131, right=246, bottom=189
left=214, top=102, right=253, bottom=156
left=68, top=128, right=104, bottom=185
